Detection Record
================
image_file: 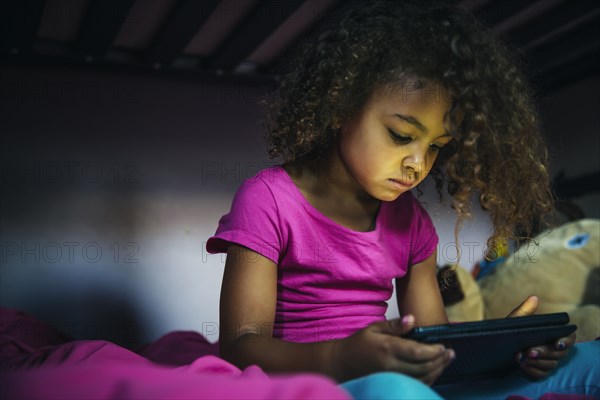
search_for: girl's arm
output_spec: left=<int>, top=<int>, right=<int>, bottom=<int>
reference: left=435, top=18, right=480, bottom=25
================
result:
left=395, top=251, right=449, bottom=327
left=219, top=244, right=335, bottom=376
left=220, top=244, right=454, bottom=384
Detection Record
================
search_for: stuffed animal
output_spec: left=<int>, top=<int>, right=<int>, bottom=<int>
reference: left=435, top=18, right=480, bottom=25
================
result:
left=441, top=219, right=600, bottom=342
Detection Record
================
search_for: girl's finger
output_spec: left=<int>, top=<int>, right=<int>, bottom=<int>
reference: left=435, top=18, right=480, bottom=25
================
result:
left=519, top=331, right=576, bottom=363
left=401, top=314, right=415, bottom=327
left=523, top=358, right=559, bottom=372
left=394, top=348, right=454, bottom=378
left=417, top=350, right=455, bottom=386
left=422, top=363, right=446, bottom=386
left=507, top=295, right=539, bottom=318
left=555, top=332, right=576, bottom=350
left=394, top=339, right=448, bottom=363
left=554, top=339, right=568, bottom=351
left=525, top=345, right=569, bottom=361
left=521, top=364, right=551, bottom=380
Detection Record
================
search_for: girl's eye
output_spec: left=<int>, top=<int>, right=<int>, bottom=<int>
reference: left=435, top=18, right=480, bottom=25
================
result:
left=430, top=143, right=444, bottom=151
left=388, top=129, right=412, bottom=144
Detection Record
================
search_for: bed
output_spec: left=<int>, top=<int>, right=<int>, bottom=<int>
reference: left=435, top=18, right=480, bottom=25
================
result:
left=2, top=307, right=596, bottom=400
left=0, top=307, right=349, bottom=399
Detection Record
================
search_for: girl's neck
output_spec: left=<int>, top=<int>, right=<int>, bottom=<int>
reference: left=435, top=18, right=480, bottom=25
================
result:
left=284, top=145, right=377, bottom=207
left=283, top=145, right=381, bottom=232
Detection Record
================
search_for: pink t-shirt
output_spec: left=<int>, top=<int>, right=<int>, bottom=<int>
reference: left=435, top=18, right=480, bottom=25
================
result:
left=206, top=166, right=438, bottom=343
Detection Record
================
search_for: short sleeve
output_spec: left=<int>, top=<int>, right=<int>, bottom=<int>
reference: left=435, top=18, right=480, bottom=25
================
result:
left=407, top=197, right=439, bottom=266
left=205, top=177, right=283, bottom=264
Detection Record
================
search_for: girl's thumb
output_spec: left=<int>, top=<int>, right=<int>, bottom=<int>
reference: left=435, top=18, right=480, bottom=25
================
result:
left=402, top=314, right=415, bottom=326
left=507, top=295, right=539, bottom=318
left=383, top=314, right=416, bottom=336
left=401, top=314, right=416, bottom=335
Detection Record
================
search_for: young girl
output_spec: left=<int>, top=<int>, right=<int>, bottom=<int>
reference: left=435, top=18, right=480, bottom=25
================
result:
left=206, top=1, right=598, bottom=398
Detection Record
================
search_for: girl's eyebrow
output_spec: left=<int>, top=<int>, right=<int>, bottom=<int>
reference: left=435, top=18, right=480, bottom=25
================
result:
left=393, top=113, right=452, bottom=139
left=393, top=113, right=428, bottom=132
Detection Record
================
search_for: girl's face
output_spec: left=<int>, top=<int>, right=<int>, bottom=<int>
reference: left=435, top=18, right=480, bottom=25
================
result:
left=338, top=80, right=455, bottom=202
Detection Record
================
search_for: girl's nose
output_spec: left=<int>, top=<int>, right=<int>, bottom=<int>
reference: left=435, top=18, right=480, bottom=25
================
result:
left=402, top=162, right=420, bottom=182
left=402, top=149, right=428, bottom=181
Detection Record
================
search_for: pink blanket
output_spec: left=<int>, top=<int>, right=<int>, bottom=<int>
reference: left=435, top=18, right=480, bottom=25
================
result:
left=0, top=307, right=349, bottom=399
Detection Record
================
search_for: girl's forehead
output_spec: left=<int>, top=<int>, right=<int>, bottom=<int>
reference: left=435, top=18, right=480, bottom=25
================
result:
left=360, top=79, right=463, bottom=131
left=370, top=80, right=453, bottom=111
left=375, top=79, right=452, bottom=104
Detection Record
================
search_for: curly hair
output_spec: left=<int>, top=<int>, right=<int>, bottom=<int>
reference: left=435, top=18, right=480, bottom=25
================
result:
left=259, top=0, right=555, bottom=257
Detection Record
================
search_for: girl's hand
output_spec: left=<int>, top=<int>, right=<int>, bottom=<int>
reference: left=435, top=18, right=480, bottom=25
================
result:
left=507, top=295, right=576, bottom=379
left=330, top=314, right=455, bottom=385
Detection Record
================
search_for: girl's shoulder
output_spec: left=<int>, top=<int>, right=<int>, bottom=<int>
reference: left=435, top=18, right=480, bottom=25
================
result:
left=232, top=165, right=299, bottom=208
left=236, top=165, right=292, bottom=194
left=250, top=165, right=287, bottom=184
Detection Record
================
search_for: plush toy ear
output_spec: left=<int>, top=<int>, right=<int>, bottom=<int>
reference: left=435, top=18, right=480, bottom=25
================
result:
left=438, top=265, right=485, bottom=322
left=437, top=265, right=464, bottom=306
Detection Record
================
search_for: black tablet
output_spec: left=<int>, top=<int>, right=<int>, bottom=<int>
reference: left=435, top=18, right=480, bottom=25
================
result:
left=402, top=312, right=577, bottom=384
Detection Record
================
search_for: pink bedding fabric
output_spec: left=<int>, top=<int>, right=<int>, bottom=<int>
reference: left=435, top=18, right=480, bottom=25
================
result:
left=2, top=307, right=595, bottom=400
left=0, top=307, right=349, bottom=399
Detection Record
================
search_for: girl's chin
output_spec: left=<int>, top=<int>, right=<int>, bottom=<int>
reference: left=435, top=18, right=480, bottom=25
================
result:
left=375, top=190, right=405, bottom=202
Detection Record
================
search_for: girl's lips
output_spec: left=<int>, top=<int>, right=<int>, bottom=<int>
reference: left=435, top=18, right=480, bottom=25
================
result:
left=389, top=179, right=414, bottom=190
